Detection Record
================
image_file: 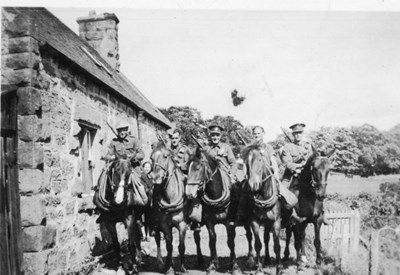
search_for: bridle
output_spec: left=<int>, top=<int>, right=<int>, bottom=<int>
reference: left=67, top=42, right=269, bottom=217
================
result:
left=246, top=150, right=277, bottom=209
left=308, top=156, right=328, bottom=201
left=152, top=154, right=178, bottom=188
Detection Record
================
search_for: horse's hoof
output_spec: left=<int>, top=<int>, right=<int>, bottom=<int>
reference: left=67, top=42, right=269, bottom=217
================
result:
left=301, top=255, right=308, bottom=264
left=197, top=257, right=206, bottom=269
left=116, top=267, right=126, bottom=275
left=206, top=265, right=217, bottom=275
left=130, top=265, right=139, bottom=275
left=180, top=266, right=188, bottom=274
left=165, top=267, right=175, bottom=275
left=254, top=268, right=264, bottom=275
left=157, top=259, right=165, bottom=271
left=232, top=263, right=242, bottom=275
left=246, top=256, right=256, bottom=268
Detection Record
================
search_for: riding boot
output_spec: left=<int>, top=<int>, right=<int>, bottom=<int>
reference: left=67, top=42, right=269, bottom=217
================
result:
left=290, top=209, right=306, bottom=224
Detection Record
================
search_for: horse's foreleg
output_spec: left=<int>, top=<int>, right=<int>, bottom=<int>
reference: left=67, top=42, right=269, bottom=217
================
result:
left=245, top=223, right=256, bottom=268
left=250, top=221, right=263, bottom=275
left=284, top=226, right=292, bottom=261
left=206, top=222, right=218, bottom=274
left=154, top=230, right=164, bottom=271
left=161, top=224, right=174, bottom=274
left=314, top=220, right=323, bottom=267
left=126, top=213, right=139, bottom=274
left=300, top=223, right=307, bottom=264
left=263, top=222, right=272, bottom=266
left=194, top=229, right=205, bottom=268
left=178, top=221, right=188, bottom=273
left=294, top=223, right=307, bottom=269
left=227, top=223, right=242, bottom=275
left=272, top=218, right=282, bottom=275
left=104, top=221, right=121, bottom=264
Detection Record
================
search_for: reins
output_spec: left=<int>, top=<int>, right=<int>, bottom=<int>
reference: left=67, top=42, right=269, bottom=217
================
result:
left=304, top=156, right=328, bottom=201
left=247, top=151, right=278, bottom=210
left=153, top=153, right=185, bottom=213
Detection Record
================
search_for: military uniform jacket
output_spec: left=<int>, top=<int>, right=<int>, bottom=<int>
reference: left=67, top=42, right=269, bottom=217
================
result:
left=281, top=141, right=312, bottom=180
left=205, top=142, right=237, bottom=175
left=252, top=140, right=276, bottom=165
left=170, top=143, right=191, bottom=174
left=104, top=135, right=144, bottom=162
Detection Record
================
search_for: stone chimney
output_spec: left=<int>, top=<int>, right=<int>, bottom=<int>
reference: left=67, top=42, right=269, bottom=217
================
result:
left=77, top=11, right=120, bottom=71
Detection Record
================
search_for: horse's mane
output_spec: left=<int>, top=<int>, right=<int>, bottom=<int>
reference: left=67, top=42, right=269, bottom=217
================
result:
left=188, top=146, right=218, bottom=168
left=241, top=143, right=263, bottom=161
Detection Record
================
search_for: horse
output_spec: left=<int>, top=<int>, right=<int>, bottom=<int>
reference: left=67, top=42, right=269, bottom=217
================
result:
left=186, top=146, right=247, bottom=275
left=241, top=143, right=282, bottom=275
left=93, top=154, right=143, bottom=274
left=150, top=141, right=188, bottom=275
left=282, top=147, right=335, bottom=270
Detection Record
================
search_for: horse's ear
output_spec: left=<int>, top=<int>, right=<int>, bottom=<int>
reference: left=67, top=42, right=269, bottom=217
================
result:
left=195, top=146, right=202, bottom=157
left=311, top=143, right=320, bottom=157
left=156, top=131, right=168, bottom=147
left=325, top=147, right=336, bottom=159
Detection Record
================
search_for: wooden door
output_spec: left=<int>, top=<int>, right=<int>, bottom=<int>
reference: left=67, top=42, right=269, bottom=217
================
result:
left=1, top=91, right=22, bottom=275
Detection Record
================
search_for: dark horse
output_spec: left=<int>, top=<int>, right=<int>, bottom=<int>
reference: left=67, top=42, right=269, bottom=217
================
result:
left=186, top=147, right=246, bottom=275
left=241, top=144, right=282, bottom=275
left=93, top=155, right=143, bottom=274
left=283, top=147, right=334, bottom=270
left=150, top=141, right=188, bottom=274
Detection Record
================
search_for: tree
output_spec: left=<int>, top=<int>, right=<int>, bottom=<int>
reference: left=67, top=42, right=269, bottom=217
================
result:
left=159, top=106, right=207, bottom=147
left=308, top=127, right=361, bottom=174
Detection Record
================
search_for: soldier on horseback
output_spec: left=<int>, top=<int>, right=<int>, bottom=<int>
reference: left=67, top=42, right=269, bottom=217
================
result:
left=103, top=120, right=144, bottom=169
left=281, top=123, right=329, bottom=225
left=235, top=126, right=282, bottom=225
left=168, top=128, right=204, bottom=232
left=168, top=128, right=191, bottom=174
left=204, top=124, right=238, bottom=184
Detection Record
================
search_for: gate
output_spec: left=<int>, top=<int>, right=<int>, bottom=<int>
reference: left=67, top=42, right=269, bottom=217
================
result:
left=321, top=210, right=361, bottom=253
left=0, top=91, right=22, bottom=275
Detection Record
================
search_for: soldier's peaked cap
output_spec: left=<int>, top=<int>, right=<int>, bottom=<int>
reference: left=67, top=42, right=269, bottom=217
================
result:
left=208, top=124, right=224, bottom=134
left=289, top=123, right=306, bottom=133
left=115, top=120, right=129, bottom=130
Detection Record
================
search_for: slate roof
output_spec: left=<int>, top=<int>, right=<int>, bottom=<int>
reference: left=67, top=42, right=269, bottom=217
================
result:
left=5, top=7, right=171, bottom=128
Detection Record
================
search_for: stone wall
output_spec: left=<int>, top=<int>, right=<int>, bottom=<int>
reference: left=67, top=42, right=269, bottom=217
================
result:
left=2, top=8, right=165, bottom=274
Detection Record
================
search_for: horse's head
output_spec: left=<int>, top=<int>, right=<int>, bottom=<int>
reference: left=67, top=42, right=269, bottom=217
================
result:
left=150, top=141, right=175, bottom=184
left=304, top=147, right=335, bottom=201
left=243, top=144, right=270, bottom=193
left=186, top=147, right=213, bottom=199
left=110, top=155, right=132, bottom=205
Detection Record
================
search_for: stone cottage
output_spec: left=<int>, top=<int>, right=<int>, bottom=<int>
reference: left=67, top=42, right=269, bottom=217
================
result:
left=1, top=7, right=171, bottom=275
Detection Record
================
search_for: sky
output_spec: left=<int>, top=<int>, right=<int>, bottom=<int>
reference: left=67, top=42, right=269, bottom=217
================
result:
left=5, top=0, right=400, bottom=141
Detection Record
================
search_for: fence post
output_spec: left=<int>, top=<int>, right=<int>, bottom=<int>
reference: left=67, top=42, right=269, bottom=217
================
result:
left=352, top=210, right=360, bottom=253
left=369, top=231, right=379, bottom=275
